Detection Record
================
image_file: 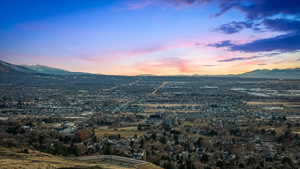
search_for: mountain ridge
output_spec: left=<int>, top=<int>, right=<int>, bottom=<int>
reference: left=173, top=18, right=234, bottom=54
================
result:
left=1, top=60, right=300, bottom=79
left=239, top=68, right=300, bottom=79
left=22, top=64, right=90, bottom=75
left=0, top=60, right=36, bottom=74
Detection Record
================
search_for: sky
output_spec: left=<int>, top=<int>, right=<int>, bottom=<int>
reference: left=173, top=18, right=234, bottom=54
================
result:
left=0, top=0, right=300, bottom=75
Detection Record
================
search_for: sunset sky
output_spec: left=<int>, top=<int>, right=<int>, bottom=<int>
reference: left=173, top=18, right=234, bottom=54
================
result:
left=1, top=0, right=300, bottom=75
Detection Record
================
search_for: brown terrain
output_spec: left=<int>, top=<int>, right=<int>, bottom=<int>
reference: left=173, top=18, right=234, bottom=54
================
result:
left=0, top=147, right=162, bottom=169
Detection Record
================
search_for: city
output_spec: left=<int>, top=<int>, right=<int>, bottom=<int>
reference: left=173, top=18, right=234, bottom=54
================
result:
left=1, top=63, right=300, bottom=168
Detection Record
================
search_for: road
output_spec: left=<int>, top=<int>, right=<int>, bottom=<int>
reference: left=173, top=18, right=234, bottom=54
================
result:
left=111, top=80, right=170, bottom=114
left=110, top=80, right=140, bottom=114
left=151, top=81, right=169, bottom=95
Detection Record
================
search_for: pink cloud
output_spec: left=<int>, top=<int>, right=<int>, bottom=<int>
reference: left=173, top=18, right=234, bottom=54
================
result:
left=80, top=41, right=198, bottom=63
left=79, top=31, right=262, bottom=65
left=80, top=45, right=163, bottom=63
left=134, top=57, right=201, bottom=75
left=241, top=60, right=263, bottom=65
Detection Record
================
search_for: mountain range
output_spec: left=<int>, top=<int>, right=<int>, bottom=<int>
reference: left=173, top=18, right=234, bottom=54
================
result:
left=0, top=60, right=300, bottom=79
left=22, top=64, right=89, bottom=75
left=238, top=68, right=300, bottom=79
left=0, top=60, right=88, bottom=75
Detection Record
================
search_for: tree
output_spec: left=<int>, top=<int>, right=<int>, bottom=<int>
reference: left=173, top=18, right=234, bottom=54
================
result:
left=164, top=160, right=176, bottom=169
left=103, top=143, right=112, bottom=155
left=216, top=160, right=224, bottom=168
left=159, top=136, right=167, bottom=144
left=201, top=153, right=209, bottom=163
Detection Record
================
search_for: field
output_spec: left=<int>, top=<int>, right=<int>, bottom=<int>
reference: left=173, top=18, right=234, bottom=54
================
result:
left=247, top=101, right=300, bottom=106
left=94, top=127, right=144, bottom=138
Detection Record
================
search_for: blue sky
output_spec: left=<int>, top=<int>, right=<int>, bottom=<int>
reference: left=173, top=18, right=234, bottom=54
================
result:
left=1, top=0, right=299, bottom=75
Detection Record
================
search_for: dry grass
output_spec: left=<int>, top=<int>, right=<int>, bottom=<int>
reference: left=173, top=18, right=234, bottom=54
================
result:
left=0, top=147, right=104, bottom=169
left=0, top=147, right=157, bottom=169
left=94, top=127, right=144, bottom=138
left=247, top=101, right=300, bottom=106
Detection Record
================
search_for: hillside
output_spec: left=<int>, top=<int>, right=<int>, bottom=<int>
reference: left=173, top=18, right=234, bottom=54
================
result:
left=0, top=147, right=162, bottom=169
left=0, top=147, right=103, bottom=169
left=0, top=60, right=133, bottom=86
left=240, top=68, right=300, bottom=79
left=0, top=60, right=35, bottom=74
left=23, top=65, right=88, bottom=75
left=0, top=60, right=88, bottom=76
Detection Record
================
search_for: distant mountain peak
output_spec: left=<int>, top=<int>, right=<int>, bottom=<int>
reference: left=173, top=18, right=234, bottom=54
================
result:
left=22, top=64, right=74, bottom=75
left=0, top=60, right=36, bottom=74
left=23, top=64, right=91, bottom=75
left=240, top=68, right=300, bottom=79
left=0, top=60, right=89, bottom=75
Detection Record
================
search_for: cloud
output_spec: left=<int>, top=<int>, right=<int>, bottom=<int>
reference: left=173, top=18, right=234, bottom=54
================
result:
left=217, top=51, right=281, bottom=63
left=212, top=1, right=300, bottom=34
left=216, top=21, right=253, bottom=34
left=264, top=52, right=281, bottom=57
left=165, top=0, right=300, bottom=33
left=81, top=41, right=198, bottom=63
left=129, top=0, right=300, bottom=54
left=211, top=21, right=300, bottom=53
left=214, top=19, right=300, bottom=52
left=212, top=21, right=300, bottom=53
left=262, top=18, right=300, bottom=32
left=81, top=45, right=164, bottom=63
left=208, top=40, right=235, bottom=48
left=230, top=32, right=300, bottom=52
left=202, top=64, right=217, bottom=67
left=135, top=57, right=200, bottom=74
left=210, top=0, right=300, bottom=53
left=212, top=0, right=300, bottom=20
left=129, top=0, right=300, bottom=19
left=218, top=55, right=263, bottom=62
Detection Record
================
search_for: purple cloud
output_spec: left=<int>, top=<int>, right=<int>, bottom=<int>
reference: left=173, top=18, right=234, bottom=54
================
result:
left=213, top=0, right=300, bottom=20
left=263, top=18, right=300, bottom=32
left=216, top=21, right=253, bottom=34
left=218, top=55, right=262, bottom=62
left=230, top=32, right=300, bottom=52
left=202, top=64, right=217, bottom=67
left=211, top=0, right=300, bottom=53
left=208, top=40, right=234, bottom=48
